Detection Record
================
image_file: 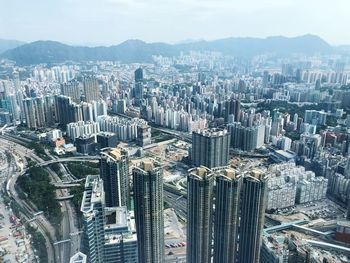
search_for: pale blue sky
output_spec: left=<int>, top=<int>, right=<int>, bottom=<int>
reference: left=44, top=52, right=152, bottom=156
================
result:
left=0, top=0, right=349, bottom=46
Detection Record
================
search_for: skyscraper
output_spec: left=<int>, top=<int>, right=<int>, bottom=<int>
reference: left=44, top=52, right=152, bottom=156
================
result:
left=81, top=175, right=138, bottom=263
left=134, top=82, right=144, bottom=106
left=225, top=98, right=241, bottom=123
left=100, top=148, right=130, bottom=208
left=55, top=95, right=83, bottom=125
left=228, top=122, right=265, bottom=152
left=134, top=68, right=144, bottom=106
left=187, top=166, right=214, bottom=263
left=136, top=124, right=151, bottom=147
left=22, top=97, right=46, bottom=129
left=133, top=159, right=164, bottom=263
left=103, top=207, right=138, bottom=263
left=134, top=67, right=143, bottom=82
left=81, top=175, right=106, bottom=263
left=97, top=132, right=118, bottom=149
left=43, top=95, right=55, bottom=125
left=191, top=128, right=230, bottom=169
left=61, top=80, right=81, bottom=103
left=237, top=171, right=267, bottom=263
left=213, top=168, right=242, bottom=263
left=13, top=72, right=25, bottom=122
left=83, top=76, right=100, bottom=103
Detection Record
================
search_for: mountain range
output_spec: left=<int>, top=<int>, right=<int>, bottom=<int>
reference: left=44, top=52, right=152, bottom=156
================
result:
left=0, top=39, right=25, bottom=54
left=0, top=35, right=339, bottom=66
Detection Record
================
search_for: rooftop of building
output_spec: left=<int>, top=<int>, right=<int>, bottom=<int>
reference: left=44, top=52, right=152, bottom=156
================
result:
left=101, top=147, right=128, bottom=161
left=194, top=127, right=228, bottom=137
left=104, top=208, right=137, bottom=245
left=134, top=158, right=162, bottom=172
left=263, top=227, right=350, bottom=262
left=215, top=168, right=240, bottom=180
left=244, top=169, right=266, bottom=181
left=104, top=231, right=137, bottom=245
left=97, top=131, right=116, bottom=137
left=69, top=252, right=87, bottom=263
left=188, top=166, right=213, bottom=179
left=105, top=206, right=128, bottom=228
left=81, top=175, right=104, bottom=214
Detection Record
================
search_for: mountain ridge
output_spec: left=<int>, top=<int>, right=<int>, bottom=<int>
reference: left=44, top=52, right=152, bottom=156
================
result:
left=0, top=39, right=26, bottom=54
left=0, top=34, right=336, bottom=66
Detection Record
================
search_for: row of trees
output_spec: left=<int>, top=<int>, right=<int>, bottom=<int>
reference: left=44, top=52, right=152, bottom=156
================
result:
left=17, top=167, right=62, bottom=225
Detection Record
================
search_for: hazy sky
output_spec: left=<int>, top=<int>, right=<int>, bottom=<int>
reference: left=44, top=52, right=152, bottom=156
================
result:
left=0, top=0, right=349, bottom=46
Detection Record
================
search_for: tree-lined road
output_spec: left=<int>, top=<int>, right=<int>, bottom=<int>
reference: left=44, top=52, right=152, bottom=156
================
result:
left=0, top=135, right=80, bottom=263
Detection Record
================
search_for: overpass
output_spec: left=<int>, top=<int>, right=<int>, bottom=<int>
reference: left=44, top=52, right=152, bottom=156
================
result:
left=53, top=183, right=81, bottom=188
left=0, top=124, right=7, bottom=135
left=36, top=156, right=100, bottom=167
left=292, top=224, right=334, bottom=237
left=264, top=219, right=308, bottom=235
left=304, top=240, right=350, bottom=254
left=56, top=195, right=74, bottom=201
left=263, top=219, right=334, bottom=237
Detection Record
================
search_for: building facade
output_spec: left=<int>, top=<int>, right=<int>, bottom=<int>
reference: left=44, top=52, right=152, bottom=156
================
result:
left=133, top=159, right=164, bottom=263
left=191, top=128, right=230, bottom=169
left=187, top=166, right=214, bottom=263
left=100, top=148, right=130, bottom=208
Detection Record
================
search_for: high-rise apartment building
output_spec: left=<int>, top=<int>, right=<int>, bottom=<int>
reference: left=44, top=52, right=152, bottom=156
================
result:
left=185, top=168, right=267, bottom=263
left=237, top=171, right=267, bottom=263
left=83, top=76, right=100, bottom=103
left=55, top=95, right=83, bottom=125
left=134, top=82, right=143, bottom=106
left=134, top=67, right=143, bottom=82
left=134, top=68, right=144, bottom=106
left=81, top=175, right=106, bottom=263
left=133, top=159, right=164, bottom=263
left=191, top=128, right=230, bottom=169
left=61, top=80, right=81, bottom=103
left=304, top=110, right=327, bottom=126
left=225, top=98, right=241, bottom=123
left=22, top=97, right=48, bottom=129
left=81, top=175, right=138, bottom=263
left=228, top=122, right=265, bottom=152
left=103, top=207, right=138, bottom=263
left=100, top=148, right=130, bottom=208
left=97, top=132, right=118, bottom=149
left=213, top=168, right=242, bottom=263
left=187, top=166, right=214, bottom=263
left=136, top=124, right=151, bottom=147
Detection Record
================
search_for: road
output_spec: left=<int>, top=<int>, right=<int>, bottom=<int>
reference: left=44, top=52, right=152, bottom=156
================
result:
left=0, top=140, right=56, bottom=262
left=0, top=134, right=79, bottom=263
left=45, top=150, right=81, bottom=257
left=164, top=190, right=187, bottom=221
left=37, top=156, right=99, bottom=167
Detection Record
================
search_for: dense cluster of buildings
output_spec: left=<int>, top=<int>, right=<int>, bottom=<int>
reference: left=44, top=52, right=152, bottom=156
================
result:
left=1, top=49, right=350, bottom=263
left=187, top=167, right=267, bottom=263
left=266, top=163, right=328, bottom=210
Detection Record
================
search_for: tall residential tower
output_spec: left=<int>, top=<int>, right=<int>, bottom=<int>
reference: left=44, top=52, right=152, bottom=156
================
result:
left=191, top=128, right=230, bottom=169
left=213, top=168, right=242, bottom=263
left=133, top=159, right=164, bottom=263
left=237, top=171, right=267, bottom=263
left=100, top=148, right=130, bottom=208
left=187, top=166, right=214, bottom=263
